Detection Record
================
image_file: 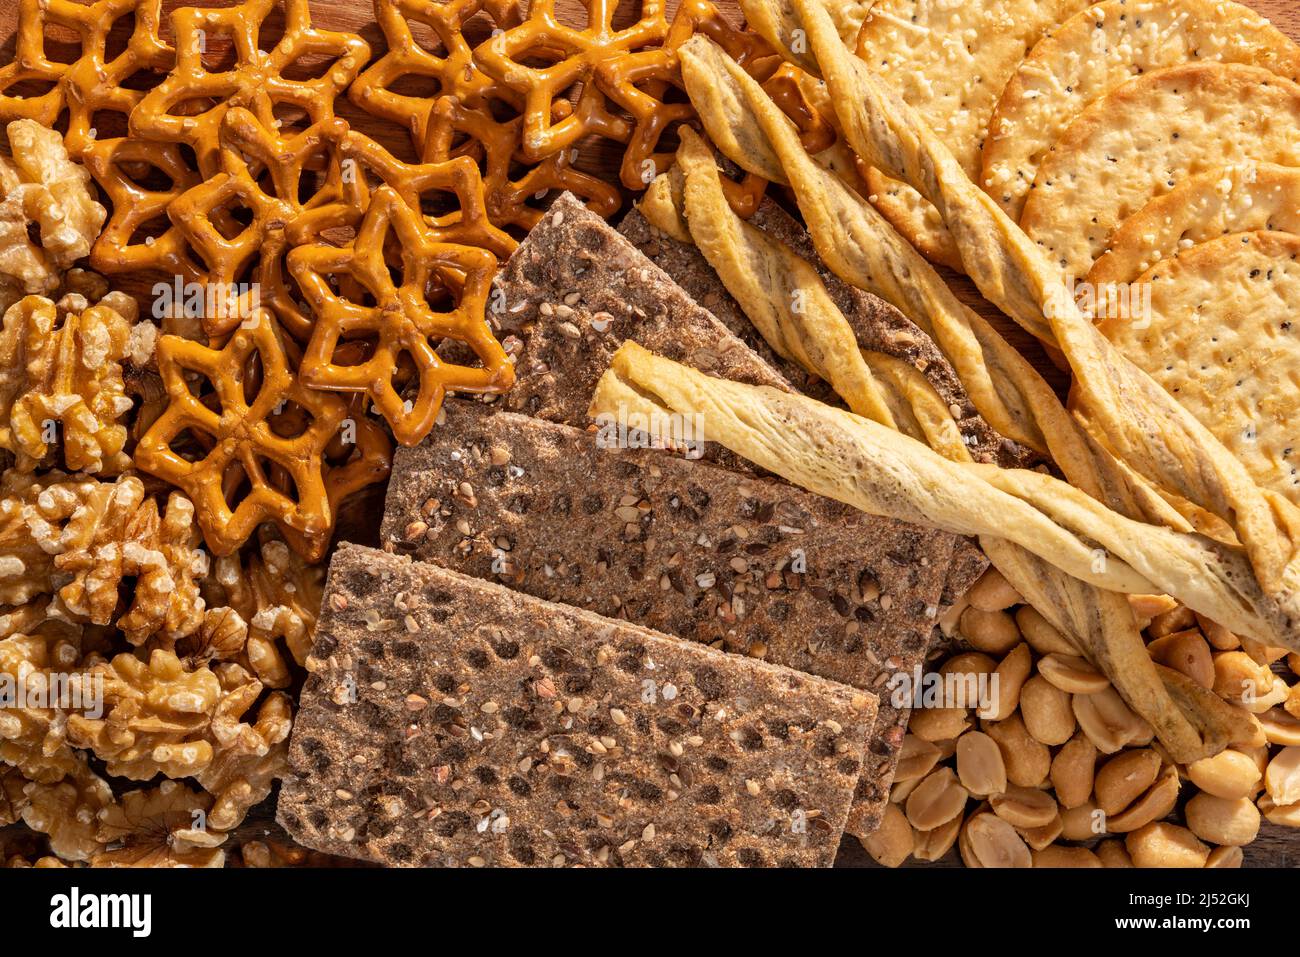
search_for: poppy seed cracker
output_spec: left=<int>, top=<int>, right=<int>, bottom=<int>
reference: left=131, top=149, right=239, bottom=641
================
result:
left=277, top=544, right=877, bottom=868
left=380, top=403, right=953, bottom=833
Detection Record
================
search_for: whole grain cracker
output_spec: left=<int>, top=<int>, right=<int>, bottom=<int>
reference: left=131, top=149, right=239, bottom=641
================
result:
left=1019, top=62, right=1300, bottom=281
left=984, top=0, right=1300, bottom=221
left=381, top=405, right=955, bottom=832
left=1088, top=163, right=1300, bottom=288
left=278, top=544, right=876, bottom=867
left=1098, top=230, right=1300, bottom=505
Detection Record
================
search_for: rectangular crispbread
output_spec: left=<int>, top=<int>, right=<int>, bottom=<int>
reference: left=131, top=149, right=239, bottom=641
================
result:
left=277, top=544, right=876, bottom=868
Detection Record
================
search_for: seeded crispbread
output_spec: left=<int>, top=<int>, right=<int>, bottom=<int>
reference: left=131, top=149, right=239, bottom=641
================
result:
left=278, top=544, right=877, bottom=867
left=477, top=192, right=790, bottom=469
left=620, top=200, right=1029, bottom=611
left=380, top=404, right=955, bottom=832
left=1088, top=163, right=1300, bottom=289
left=1020, top=62, right=1300, bottom=282
left=851, top=0, right=1090, bottom=266
left=1097, top=231, right=1300, bottom=505
left=984, top=0, right=1300, bottom=222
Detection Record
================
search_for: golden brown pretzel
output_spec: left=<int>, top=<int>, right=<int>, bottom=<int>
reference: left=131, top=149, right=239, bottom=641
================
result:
left=135, top=310, right=350, bottom=560
left=0, top=0, right=171, bottom=142
left=130, top=0, right=370, bottom=177
left=422, top=95, right=624, bottom=229
left=349, top=0, right=524, bottom=150
left=288, top=186, right=514, bottom=446
left=167, top=108, right=358, bottom=341
left=474, top=0, right=670, bottom=162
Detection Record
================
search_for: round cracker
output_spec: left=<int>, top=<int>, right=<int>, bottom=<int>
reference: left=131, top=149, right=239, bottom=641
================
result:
left=1097, top=230, right=1300, bottom=504
left=1088, top=163, right=1300, bottom=287
left=983, top=0, right=1300, bottom=221
left=1020, top=62, right=1300, bottom=282
left=853, top=0, right=1089, bottom=267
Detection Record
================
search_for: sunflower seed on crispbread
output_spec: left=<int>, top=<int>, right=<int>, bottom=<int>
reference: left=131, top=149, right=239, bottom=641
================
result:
left=277, top=544, right=876, bottom=867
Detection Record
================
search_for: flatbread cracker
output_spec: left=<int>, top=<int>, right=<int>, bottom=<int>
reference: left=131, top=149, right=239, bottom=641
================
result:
left=279, top=544, right=876, bottom=867
left=984, top=0, right=1300, bottom=221
left=1020, top=62, right=1300, bottom=282
left=1098, top=231, right=1300, bottom=506
left=853, top=0, right=1090, bottom=266
left=1088, top=163, right=1300, bottom=287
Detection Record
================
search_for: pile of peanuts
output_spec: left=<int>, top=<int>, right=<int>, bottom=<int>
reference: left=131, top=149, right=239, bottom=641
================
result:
left=861, top=567, right=1300, bottom=867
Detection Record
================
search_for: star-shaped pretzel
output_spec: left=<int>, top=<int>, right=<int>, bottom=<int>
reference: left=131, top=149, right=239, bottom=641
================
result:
left=288, top=186, right=514, bottom=446
left=334, top=129, right=518, bottom=258
left=349, top=0, right=523, bottom=151
left=168, top=107, right=356, bottom=340
left=130, top=0, right=369, bottom=176
left=0, top=0, right=171, bottom=143
left=474, top=0, right=669, bottom=162
left=134, top=310, right=349, bottom=560
left=82, top=138, right=210, bottom=283
left=423, top=94, right=622, bottom=230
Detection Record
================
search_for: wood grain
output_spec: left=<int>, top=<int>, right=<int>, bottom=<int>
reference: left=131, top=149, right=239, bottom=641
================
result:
left=0, top=0, right=1296, bottom=868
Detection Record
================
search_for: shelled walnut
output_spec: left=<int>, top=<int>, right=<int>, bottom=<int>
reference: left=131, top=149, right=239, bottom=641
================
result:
left=200, top=534, right=325, bottom=688
left=92, top=781, right=227, bottom=868
left=0, top=293, right=139, bottom=473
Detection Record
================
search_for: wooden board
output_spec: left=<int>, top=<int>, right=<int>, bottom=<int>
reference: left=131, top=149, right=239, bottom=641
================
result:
left=0, top=0, right=1296, bottom=869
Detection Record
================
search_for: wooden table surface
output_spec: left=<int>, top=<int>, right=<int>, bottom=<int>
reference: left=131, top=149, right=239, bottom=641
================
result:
left=0, top=0, right=1296, bottom=868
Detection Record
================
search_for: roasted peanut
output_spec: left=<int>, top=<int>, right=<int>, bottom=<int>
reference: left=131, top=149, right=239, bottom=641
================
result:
left=1265, top=747, right=1300, bottom=805
left=860, top=801, right=912, bottom=868
left=909, top=705, right=971, bottom=742
left=1287, top=682, right=1300, bottom=721
left=1095, top=749, right=1162, bottom=817
left=1019, top=675, right=1075, bottom=746
left=1096, top=839, right=1135, bottom=867
left=984, top=712, right=1051, bottom=788
left=1148, top=605, right=1196, bottom=638
left=894, top=734, right=942, bottom=784
left=1194, top=612, right=1240, bottom=651
left=1060, top=800, right=1104, bottom=841
left=1108, top=765, right=1180, bottom=833
left=1146, top=629, right=1214, bottom=689
left=956, top=730, right=1006, bottom=797
left=1128, top=593, right=1178, bottom=629
left=907, top=703, right=971, bottom=742
left=939, top=651, right=997, bottom=712
left=1185, top=793, right=1260, bottom=847
left=986, top=642, right=1031, bottom=721
left=913, top=811, right=962, bottom=862
left=1015, top=605, right=1076, bottom=656
left=905, top=766, right=969, bottom=831
left=1258, top=707, right=1300, bottom=746
left=990, top=784, right=1058, bottom=829
left=1017, top=810, right=1063, bottom=851
left=1073, top=686, right=1153, bottom=753
left=1032, top=845, right=1102, bottom=868
left=1205, top=845, right=1244, bottom=868
left=1051, top=733, right=1098, bottom=808
left=1239, top=636, right=1289, bottom=668
left=1186, top=749, right=1262, bottom=800
left=967, top=568, right=1021, bottom=611
left=1259, top=794, right=1300, bottom=827
left=1036, top=653, right=1109, bottom=695
left=960, top=607, right=1021, bottom=656
left=1212, top=652, right=1279, bottom=712
left=1126, top=822, right=1209, bottom=868
left=961, top=812, right=1031, bottom=868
